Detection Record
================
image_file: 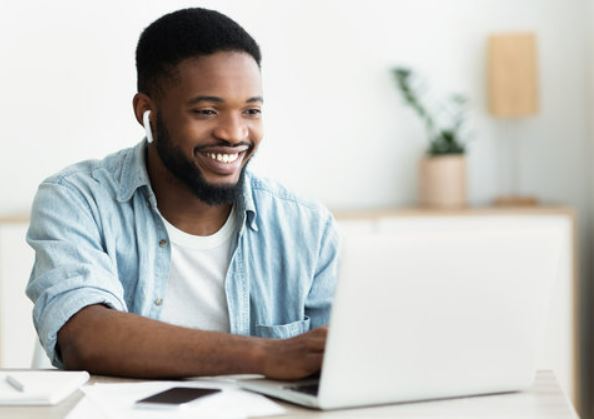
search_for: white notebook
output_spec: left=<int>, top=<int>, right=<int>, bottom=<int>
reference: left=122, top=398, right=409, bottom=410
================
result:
left=0, top=371, right=89, bottom=405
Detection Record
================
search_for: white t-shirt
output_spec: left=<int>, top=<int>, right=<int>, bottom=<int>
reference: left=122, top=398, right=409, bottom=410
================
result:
left=159, top=208, right=237, bottom=332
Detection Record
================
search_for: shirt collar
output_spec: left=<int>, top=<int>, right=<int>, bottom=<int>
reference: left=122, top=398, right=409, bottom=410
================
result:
left=116, top=139, right=152, bottom=203
left=240, top=171, right=259, bottom=232
left=116, top=139, right=258, bottom=232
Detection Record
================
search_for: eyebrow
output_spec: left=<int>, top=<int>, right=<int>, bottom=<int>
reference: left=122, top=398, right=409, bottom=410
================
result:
left=187, top=95, right=264, bottom=105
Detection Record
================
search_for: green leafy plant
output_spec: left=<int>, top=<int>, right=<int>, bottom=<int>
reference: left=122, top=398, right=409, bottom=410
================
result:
left=393, top=67, right=467, bottom=156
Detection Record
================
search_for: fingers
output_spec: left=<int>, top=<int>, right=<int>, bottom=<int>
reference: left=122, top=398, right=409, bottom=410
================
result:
left=261, top=328, right=328, bottom=379
left=303, top=352, right=324, bottom=375
left=296, top=326, right=328, bottom=352
left=306, top=352, right=324, bottom=366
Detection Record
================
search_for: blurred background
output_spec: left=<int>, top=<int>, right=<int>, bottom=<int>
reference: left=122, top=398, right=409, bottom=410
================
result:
left=0, top=0, right=592, bottom=417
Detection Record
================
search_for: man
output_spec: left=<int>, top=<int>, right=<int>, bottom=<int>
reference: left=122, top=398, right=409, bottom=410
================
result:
left=26, top=8, right=338, bottom=379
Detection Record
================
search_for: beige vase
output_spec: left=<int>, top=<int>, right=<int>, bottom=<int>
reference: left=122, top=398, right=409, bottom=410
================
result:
left=419, top=155, right=467, bottom=209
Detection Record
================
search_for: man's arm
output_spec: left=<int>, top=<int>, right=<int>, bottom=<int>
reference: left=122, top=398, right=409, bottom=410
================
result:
left=59, top=304, right=326, bottom=379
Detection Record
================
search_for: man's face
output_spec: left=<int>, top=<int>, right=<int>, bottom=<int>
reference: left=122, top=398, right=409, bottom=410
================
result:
left=153, top=51, right=263, bottom=205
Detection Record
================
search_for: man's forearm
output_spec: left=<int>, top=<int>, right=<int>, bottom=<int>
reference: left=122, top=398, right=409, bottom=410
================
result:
left=58, top=305, right=265, bottom=378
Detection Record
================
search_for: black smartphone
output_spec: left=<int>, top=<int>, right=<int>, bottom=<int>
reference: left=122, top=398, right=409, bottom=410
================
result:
left=135, top=386, right=221, bottom=409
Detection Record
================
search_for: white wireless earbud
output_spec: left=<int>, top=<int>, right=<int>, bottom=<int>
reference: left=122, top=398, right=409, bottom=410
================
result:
left=143, top=110, right=154, bottom=144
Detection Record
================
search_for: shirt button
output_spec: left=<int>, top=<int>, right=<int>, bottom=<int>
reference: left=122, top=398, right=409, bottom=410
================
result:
left=154, top=297, right=163, bottom=306
left=159, top=239, right=168, bottom=248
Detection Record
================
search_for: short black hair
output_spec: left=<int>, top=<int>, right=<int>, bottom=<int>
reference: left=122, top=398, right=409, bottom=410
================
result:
left=136, top=7, right=261, bottom=97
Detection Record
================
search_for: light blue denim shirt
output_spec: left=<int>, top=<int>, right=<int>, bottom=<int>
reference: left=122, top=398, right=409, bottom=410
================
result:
left=26, top=140, right=339, bottom=367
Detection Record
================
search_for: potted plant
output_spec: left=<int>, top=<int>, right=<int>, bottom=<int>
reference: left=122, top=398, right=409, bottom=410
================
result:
left=393, top=67, right=469, bottom=209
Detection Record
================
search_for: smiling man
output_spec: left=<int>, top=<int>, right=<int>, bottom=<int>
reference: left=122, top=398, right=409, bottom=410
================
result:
left=25, top=8, right=338, bottom=379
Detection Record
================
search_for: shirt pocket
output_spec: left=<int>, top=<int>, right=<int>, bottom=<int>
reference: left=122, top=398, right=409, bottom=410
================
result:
left=255, top=316, right=311, bottom=339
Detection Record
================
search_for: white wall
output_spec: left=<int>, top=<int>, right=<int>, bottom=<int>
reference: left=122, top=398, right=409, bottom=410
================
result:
left=0, top=0, right=590, bottom=214
left=0, top=0, right=592, bottom=413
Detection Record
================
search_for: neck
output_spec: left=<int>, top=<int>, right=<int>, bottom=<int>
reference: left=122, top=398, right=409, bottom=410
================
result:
left=146, top=144, right=232, bottom=236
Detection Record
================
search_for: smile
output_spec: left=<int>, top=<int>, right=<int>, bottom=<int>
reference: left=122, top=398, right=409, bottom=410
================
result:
left=205, top=152, right=240, bottom=164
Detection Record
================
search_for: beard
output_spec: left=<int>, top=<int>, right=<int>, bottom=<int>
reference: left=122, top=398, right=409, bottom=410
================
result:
left=154, top=113, right=249, bottom=206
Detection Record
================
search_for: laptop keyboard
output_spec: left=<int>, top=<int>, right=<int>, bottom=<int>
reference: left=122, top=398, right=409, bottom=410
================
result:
left=285, top=382, right=320, bottom=396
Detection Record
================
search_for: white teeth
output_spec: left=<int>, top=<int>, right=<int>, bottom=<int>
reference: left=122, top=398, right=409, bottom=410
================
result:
left=206, top=153, right=239, bottom=164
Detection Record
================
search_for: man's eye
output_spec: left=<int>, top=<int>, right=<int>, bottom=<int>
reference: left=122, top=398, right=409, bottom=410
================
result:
left=245, top=108, right=262, bottom=116
left=193, top=109, right=217, bottom=116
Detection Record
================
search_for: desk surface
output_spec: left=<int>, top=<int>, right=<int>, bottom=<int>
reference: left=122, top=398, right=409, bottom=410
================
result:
left=0, top=370, right=580, bottom=419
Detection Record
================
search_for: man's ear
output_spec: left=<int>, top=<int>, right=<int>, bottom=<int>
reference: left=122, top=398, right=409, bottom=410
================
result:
left=132, top=92, right=154, bottom=126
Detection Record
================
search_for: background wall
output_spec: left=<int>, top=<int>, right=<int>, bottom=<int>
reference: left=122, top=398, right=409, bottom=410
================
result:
left=1, top=0, right=591, bottom=214
left=0, top=0, right=592, bottom=415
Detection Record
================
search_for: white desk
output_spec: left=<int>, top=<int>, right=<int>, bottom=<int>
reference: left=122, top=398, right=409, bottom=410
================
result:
left=0, top=370, right=579, bottom=418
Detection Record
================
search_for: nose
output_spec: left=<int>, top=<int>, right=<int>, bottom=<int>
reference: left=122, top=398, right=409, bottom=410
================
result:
left=213, top=113, right=249, bottom=144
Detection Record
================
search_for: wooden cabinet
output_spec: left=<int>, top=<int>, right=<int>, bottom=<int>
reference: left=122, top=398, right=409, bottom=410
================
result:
left=334, top=206, right=578, bottom=405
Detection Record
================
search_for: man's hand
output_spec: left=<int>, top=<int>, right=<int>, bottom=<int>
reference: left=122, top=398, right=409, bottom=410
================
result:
left=260, top=327, right=327, bottom=380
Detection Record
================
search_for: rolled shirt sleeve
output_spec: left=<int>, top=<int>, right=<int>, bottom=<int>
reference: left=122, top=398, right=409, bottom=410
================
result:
left=26, top=179, right=127, bottom=367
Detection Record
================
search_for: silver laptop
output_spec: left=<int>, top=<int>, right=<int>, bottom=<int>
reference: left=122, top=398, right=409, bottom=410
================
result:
left=239, top=224, right=562, bottom=409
